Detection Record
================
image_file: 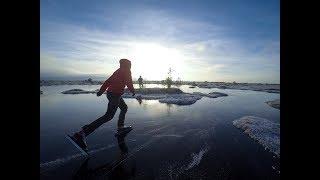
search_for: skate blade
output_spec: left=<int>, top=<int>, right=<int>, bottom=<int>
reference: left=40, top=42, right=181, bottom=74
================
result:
left=66, top=135, right=89, bottom=156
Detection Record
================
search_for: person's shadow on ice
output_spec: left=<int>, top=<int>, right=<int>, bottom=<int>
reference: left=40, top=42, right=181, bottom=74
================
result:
left=72, top=132, right=136, bottom=180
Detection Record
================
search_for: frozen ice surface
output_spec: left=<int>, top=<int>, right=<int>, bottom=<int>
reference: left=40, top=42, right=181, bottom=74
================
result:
left=233, top=116, right=280, bottom=157
left=40, top=144, right=116, bottom=173
left=153, top=134, right=184, bottom=138
left=266, top=99, right=280, bottom=110
left=208, top=92, right=228, bottom=97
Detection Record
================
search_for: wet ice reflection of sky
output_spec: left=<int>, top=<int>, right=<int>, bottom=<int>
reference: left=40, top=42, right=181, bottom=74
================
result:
left=40, top=84, right=280, bottom=179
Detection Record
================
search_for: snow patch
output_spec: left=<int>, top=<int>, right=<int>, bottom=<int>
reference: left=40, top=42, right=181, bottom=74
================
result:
left=158, top=94, right=202, bottom=105
left=126, top=93, right=204, bottom=105
left=185, top=146, right=210, bottom=170
left=197, top=82, right=280, bottom=93
left=193, top=92, right=228, bottom=98
left=233, top=116, right=280, bottom=157
left=61, top=89, right=97, bottom=94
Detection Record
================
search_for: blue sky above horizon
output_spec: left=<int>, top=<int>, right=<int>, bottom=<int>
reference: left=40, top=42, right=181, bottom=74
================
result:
left=41, top=0, right=279, bottom=83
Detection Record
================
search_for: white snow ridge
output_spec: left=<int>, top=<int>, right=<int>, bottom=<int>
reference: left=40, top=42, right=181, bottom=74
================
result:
left=233, top=116, right=280, bottom=157
left=185, top=146, right=210, bottom=170
left=193, top=92, right=228, bottom=98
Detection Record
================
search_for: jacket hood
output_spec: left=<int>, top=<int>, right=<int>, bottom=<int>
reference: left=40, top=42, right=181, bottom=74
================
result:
left=119, top=59, right=131, bottom=69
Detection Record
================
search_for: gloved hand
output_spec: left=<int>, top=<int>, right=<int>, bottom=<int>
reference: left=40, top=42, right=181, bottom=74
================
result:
left=97, top=91, right=103, bottom=97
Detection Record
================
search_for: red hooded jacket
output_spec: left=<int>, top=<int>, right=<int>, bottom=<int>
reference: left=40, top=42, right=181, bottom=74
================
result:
left=99, top=59, right=135, bottom=95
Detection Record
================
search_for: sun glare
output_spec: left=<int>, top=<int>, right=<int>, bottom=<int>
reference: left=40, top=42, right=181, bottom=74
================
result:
left=128, top=43, right=184, bottom=80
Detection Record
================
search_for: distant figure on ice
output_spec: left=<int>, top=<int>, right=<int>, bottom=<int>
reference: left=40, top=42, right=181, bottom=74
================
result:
left=69, top=59, right=135, bottom=152
left=138, top=76, right=143, bottom=88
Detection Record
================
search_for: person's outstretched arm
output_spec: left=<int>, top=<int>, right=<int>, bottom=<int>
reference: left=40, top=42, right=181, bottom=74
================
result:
left=126, top=72, right=135, bottom=96
left=97, top=75, right=113, bottom=96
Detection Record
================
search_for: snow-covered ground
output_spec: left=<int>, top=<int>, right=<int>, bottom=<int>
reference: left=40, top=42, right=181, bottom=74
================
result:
left=61, top=88, right=228, bottom=105
left=192, top=92, right=228, bottom=98
left=233, top=116, right=280, bottom=157
left=266, top=99, right=280, bottom=110
left=158, top=94, right=202, bottom=105
left=61, top=89, right=98, bottom=94
left=197, top=82, right=280, bottom=93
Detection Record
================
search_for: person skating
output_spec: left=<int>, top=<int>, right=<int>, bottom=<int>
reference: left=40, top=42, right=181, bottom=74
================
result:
left=70, top=59, right=135, bottom=152
left=138, top=76, right=143, bottom=88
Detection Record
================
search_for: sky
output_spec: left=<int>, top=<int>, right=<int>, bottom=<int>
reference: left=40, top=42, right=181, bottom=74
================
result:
left=41, top=0, right=279, bottom=83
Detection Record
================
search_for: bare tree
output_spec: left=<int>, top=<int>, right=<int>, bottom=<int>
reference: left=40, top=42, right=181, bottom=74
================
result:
left=164, top=68, right=173, bottom=88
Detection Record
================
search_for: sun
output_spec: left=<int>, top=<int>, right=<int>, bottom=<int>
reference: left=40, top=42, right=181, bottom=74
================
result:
left=128, top=43, right=184, bottom=80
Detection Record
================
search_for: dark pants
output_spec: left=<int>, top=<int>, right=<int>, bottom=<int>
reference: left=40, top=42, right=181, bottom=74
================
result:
left=82, top=92, right=128, bottom=137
